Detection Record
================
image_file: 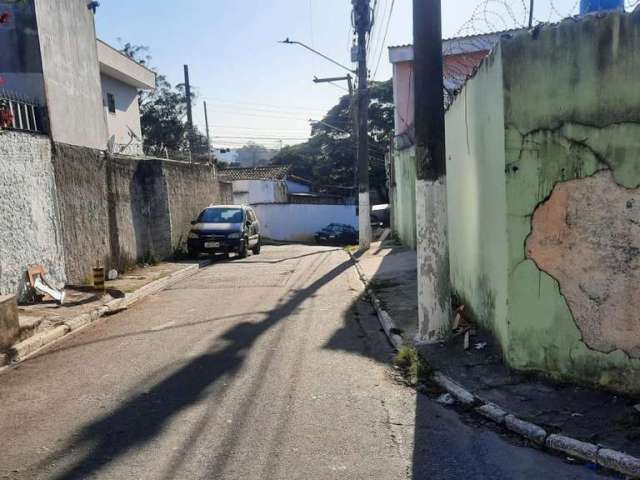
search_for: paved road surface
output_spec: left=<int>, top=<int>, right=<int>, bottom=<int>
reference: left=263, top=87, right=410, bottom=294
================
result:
left=0, top=246, right=608, bottom=479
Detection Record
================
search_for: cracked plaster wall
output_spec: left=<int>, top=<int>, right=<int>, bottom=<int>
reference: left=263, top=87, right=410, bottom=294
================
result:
left=527, top=171, right=639, bottom=357
left=501, top=11, right=640, bottom=393
left=446, top=10, right=640, bottom=393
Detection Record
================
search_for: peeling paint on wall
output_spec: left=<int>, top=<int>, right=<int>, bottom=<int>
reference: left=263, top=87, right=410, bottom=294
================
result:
left=527, top=170, right=640, bottom=357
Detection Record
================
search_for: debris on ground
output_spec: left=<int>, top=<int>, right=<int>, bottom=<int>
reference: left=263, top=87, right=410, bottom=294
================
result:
left=26, top=265, right=65, bottom=305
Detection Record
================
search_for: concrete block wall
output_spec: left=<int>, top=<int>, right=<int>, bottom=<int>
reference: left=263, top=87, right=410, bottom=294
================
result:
left=164, top=161, right=232, bottom=251
left=53, top=149, right=230, bottom=282
left=0, top=132, right=66, bottom=298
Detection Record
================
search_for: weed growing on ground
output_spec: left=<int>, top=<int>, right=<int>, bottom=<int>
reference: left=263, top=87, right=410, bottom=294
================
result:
left=393, top=346, right=433, bottom=385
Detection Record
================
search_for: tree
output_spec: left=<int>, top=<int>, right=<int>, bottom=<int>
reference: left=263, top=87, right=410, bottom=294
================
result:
left=271, top=80, right=393, bottom=201
left=120, top=43, right=207, bottom=159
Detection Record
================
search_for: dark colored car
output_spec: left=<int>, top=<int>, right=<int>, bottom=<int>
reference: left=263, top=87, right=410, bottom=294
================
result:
left=187, top=205, right=261, bottom=258
left=314, top=223, right=359, bottom=245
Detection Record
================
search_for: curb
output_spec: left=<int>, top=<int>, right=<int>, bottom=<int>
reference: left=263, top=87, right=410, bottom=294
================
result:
left=347, top=250, right=640, bottom=479
left=1, top=260, right=210, bottom=370
left=347, top=251, right=404, bottom=350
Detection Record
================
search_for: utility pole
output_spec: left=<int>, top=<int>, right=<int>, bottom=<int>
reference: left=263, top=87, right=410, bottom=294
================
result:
left=528, top=0, right=535, bottom=28
left=413, top=0, right=451, bottom=342
left=183, top=65, right=194, bottom=156
left=313, top=74, right=357, bottom=192
left=352, top=0, right=372, bottom=250
left=203, top=101, right=212, bottom=162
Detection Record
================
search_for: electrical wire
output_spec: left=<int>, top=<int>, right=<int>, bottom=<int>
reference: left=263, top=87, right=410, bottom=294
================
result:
left=371, top=0, right=395, bottom=80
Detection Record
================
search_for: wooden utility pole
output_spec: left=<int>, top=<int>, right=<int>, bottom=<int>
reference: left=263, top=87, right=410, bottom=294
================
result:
left=413, top=0, right=451, bottom=342
left=183, top=65, right=194, bottom=155
left=352, top=0, right=372, bottom=250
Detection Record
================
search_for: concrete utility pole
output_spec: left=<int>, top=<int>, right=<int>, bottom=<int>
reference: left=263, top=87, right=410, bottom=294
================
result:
left=204, top=101, right=212, bottom=162
left=352, top=0, right=372, bottom=250
left=413, top=0, right=451, bottom=342
left=183, top=65, right=194, bottom=154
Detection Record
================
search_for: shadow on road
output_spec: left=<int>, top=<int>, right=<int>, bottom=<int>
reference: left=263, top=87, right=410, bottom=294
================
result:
left=37, top=254, right=354, bottom=480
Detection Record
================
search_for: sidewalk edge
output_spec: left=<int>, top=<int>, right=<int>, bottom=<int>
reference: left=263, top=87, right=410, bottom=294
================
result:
left=347, top=251, right=403, bottom=350
left=347, top=250, right=640, bottom=479
left=1, top=260, right=211, bottom=372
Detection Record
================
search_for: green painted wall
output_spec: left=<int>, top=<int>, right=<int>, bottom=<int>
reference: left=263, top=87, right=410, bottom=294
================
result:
left=444, top=11, right=640, bottom=393
left=392, top=147, right=417, bottom=249
left=501, top=12, right=640, bottom=393
left=445, top=49, right=510, bottom=349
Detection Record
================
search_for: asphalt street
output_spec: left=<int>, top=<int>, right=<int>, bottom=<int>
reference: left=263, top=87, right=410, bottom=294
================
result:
left=0, top=245, right=609, bottom=479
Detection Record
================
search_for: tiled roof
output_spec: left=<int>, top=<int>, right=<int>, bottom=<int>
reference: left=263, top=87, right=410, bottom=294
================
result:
left=217, top=165, right=291, bottom=181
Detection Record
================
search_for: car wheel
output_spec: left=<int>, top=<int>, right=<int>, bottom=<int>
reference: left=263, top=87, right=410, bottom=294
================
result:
left=187, top=248, right=199, bottom=259
left=252, top=238, right=261, bottom=255
left=238, top=239, right=248, bottom=259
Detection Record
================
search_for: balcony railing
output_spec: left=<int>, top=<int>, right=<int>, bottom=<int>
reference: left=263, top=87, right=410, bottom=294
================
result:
left=0, top=92, right=47, bottom=134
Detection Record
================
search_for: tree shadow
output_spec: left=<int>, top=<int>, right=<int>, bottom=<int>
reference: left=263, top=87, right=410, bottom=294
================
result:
left=37, top=257, right=354, bottom=480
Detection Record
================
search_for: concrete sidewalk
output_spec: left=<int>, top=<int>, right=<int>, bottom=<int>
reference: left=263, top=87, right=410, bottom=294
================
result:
left=1, top=260, right=210, bottom=368
left=352, top=238, right=640, bottom=477
left=352, top=238, right=418, bottom=343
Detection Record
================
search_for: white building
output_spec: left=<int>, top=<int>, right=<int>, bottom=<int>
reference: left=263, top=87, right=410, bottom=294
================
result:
left=0, top=0, right=155, bottom=153
left=97, top=40, right=156, bottom=156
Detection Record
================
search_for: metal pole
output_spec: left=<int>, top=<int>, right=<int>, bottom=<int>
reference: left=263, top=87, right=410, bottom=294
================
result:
left=528, top=0, right=535, bottom=28
left=353, top=0, right=372, bottom=250
left=184, top=65, right=194, bottom=157
left=413, top=0, right=451, bottom=342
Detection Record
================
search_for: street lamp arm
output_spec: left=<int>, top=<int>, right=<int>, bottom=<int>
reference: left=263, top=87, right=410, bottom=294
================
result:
left=279, top=38, right=356, bottom=74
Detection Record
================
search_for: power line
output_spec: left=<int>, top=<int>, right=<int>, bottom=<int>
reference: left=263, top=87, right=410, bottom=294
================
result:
left=201, top=97, right=327, bottom=113
left=213, top=136, right=310, bottom=141
left=372, top=0, right=395, bottom=80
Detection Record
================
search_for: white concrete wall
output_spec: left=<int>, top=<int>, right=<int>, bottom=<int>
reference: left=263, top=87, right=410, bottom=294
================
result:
left=231, top=180, right=287, bottom=205
left=0, top=132, right=66, bottom=299
left=101, top=74, right=143, bottom=155
left=34, top=0, right=108, bottom=149
left=254, top=204, right=358, bottom=242
left=97, top=40, right=156, bottom=90
left=286, top=180, right=312, bottom=194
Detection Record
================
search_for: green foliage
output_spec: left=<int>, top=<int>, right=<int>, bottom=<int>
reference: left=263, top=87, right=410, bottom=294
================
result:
left=119, top=42, right=211, bottom=160
left=393, top=346, right=433, bottom=384
left=271, top=80, right=393, bottom=200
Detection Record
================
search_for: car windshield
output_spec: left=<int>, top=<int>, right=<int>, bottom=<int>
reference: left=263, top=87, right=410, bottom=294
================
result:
left=198, top=208, right=243, bottom=224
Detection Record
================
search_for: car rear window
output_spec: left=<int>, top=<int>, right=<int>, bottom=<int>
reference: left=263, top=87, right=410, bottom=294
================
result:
left=198, top=208, right=243, bottom=223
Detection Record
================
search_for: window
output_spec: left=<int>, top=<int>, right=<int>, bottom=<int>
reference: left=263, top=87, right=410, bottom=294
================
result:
left=197, top=208, right=243, bottom=224
left=107, top=93, right=116, bottom=114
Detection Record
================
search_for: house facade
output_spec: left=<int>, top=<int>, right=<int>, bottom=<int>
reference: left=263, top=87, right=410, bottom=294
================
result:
left=98, top=40, right=156, bottom=156
left=0, top=0, right=155, bottom=152
left=218, top=166, right=312, bottom=205
left=387, top=31, right=511, bottom=248
left=218, top=166, right=357, bottom=242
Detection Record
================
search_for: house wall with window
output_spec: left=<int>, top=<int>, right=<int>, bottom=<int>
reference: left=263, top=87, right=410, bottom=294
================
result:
left=97, top=40, right=156, bottom=156
left=100, top=74, right=144, bottom=156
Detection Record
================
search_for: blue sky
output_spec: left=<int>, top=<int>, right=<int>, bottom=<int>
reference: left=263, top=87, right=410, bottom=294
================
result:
left=94, top=0, right=591, bottom=149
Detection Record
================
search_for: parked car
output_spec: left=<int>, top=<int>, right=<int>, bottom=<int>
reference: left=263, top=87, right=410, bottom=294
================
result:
left=314, top=223, right=359, bottom=245
left=371, top=203, right=390, bottom=228
left=188, top=205, right=261, bottom=258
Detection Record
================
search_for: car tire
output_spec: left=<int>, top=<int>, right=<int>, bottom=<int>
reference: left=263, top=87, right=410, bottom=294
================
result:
left=252, top=238, right=261, bottom=255
left=238, top=239, right=248, bottom=259
left=187, top=248, right=199, bottom=259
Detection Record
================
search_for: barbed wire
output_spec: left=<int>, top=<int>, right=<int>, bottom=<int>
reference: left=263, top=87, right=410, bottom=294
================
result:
left=440, top=0, right=639, bottom=107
